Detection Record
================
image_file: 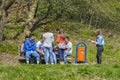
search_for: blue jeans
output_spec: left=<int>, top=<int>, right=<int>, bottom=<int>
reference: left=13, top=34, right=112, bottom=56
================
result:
left=59, top=49, right=64, bottom=62
left=26, top=51, right=40, bottom=61
left=64, top=51, right=72, bottom=64
left=44, top=47, right=53, bottom=64
left=52, top=50, right=59, bottom=64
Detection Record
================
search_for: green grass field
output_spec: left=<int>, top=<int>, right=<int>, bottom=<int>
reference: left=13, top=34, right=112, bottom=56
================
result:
left=0, top=64, right=120, bottom=80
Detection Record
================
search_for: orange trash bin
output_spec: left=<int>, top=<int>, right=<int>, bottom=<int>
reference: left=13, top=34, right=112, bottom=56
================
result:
left=78, top=48, right=85, bottom=62
left=75, top=42, right=87, bottom=64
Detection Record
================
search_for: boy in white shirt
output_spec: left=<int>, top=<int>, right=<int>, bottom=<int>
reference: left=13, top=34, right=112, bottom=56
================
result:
left=64, top=36, right=72, bottom=64
left=36, top=40, right=44, bottom=56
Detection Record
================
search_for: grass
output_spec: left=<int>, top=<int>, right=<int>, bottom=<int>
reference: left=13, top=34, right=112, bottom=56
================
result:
left=1, top=21, right=120, bottom=80
left=0, top=64, right=120, bottom=80
left=0, top=42, right=18, bottom=55
left=0, top=0, right=120, bottom=79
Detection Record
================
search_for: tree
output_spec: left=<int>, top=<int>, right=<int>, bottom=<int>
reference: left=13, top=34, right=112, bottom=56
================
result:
left=0, top=0, right=15, bottom=41
left=0, top=0, right=5, bottom=41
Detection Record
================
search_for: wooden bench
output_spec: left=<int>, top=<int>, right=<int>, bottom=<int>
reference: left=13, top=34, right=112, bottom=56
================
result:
left=18, top=46, right=44, bottom=64
left=18, top=46, right=72, bottom=64
left=56, top=55, right=72, bottom=64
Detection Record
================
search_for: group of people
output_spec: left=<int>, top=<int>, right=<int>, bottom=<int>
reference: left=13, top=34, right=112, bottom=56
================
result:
left=20, top=26, right=105, bottom=64
left=20, top=26, right=72, bottom=64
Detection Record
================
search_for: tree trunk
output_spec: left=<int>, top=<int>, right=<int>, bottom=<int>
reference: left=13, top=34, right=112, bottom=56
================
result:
left=0, top=0, right=15, bottom=41
left=19, top=0, right=38, bottom=42
left=0, top=0, right=5, bottom=41
left=88, top=0, right=93, bottom=29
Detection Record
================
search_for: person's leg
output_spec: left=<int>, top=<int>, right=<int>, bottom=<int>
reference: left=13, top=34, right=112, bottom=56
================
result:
left=64, top=51, right=72, bottom=64
left=59, top=49, right=64, bottom=62
left=39, top=54, right=42, bottom=64
left=61, top=49, right=65, bottom=61
left=49, top=47, right=54, bottom=64
left=44, top=47, right=49, bottom=64
left=31, top=51, right=40, bottom=64
left=54, top=50, right=59, bottom=55
left=59, top=49, right=65, bottom=65
left=26, top=51, right=31, bottom=64
left=96, top=46, right=103, bottom=64
left=52, top=51, right=57, bottom=64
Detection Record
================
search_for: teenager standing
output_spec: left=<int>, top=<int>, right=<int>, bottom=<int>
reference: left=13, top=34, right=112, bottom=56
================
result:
left=90, top=29, right=104, bottom=64
left=42, top=26, right=54, bottom=64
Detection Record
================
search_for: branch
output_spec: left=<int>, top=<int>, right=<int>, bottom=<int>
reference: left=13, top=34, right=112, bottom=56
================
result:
left=3, top=0, right=15, bottom=10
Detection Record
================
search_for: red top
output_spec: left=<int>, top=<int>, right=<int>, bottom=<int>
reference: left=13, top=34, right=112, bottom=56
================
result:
left=57, top=34, right=65, bottom=43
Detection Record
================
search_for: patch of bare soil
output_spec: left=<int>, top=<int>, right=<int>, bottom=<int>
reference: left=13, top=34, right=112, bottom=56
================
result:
left=0, top=53, right=24, bottom=66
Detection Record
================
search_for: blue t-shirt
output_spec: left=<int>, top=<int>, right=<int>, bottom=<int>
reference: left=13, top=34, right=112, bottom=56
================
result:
left=39, top=44, right=44, bottom=50
left=96, top=35, right=104, bottom=46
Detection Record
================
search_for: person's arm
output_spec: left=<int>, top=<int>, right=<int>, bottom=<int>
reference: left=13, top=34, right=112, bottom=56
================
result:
left=66, top=48, right=71, bottom=52
left=32, top=41, right=37, bottom=51
left=89, top=39, right=97, bottom=44
left=51, top=33, right=54, bottom=42
left=65, top=42, right=72, bottom=52
left=24, top=40, right=32, bottom=51
left=20, top=43, right=24, bottom=52
left=90, top=36, right=104, bottom=45
left=90, top=40, right=97, bottom=44
left=42, top=34, right=45, bottom=43
left=36, top=48, right=44, bottom=55
left=57, top=34, right=61, bottom=43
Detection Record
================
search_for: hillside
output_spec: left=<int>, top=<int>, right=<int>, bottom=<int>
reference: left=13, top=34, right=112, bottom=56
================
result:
left=0, top=0, right=120, bottom=80
left=0, top=0, right=120, bottom=68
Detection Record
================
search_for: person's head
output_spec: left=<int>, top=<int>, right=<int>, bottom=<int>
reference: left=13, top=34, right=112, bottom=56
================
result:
left=95, top=29, right=102, bottom=37
left=56, top=28, right=63, bottom=34
left=44, top=26, right=50, bottom=32
left=65, top=36, right=69, bottom=44
left=29, top=34, right=35, bottom=40
left=25, top=35, right=29, bottom=40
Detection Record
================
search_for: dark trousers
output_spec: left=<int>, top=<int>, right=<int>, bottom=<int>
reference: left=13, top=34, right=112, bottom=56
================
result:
left=96, top=45, right=104, bottom=64
left=59, top=49, right=64, bottom=62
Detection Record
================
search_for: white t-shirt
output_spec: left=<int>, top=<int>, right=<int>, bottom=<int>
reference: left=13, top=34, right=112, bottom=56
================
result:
left=36, top=41, right=44, bottom=50
left=36, top=41, right=41, bottom=48
left=42, top=32, right=54, bottom=48
left=65, top=41, right=72, bottom=53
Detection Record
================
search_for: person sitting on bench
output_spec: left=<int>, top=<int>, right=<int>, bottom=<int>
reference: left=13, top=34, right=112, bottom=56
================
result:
left=19, top=36, right=29, bottom=57
left=36, top=39, right=44, bottom=56
left=36, top=39, right=44, bottom=63
left=64, top=36, right=72, bottom=64
left=24, top=34, right=40, bottom=64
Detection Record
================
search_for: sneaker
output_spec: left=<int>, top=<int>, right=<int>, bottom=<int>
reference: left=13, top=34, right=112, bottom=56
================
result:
left=26, top=61, right=29, bottom=64
left=46, top=63, right=48, bottom=65
left=51, top=63, right=54, bottom=65
left=37, top=61, right=39, bottom=64
left=60, top=61, right=64, bottom=65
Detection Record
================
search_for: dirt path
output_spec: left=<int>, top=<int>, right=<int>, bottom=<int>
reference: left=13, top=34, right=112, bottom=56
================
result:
left=0, top=53, right=23, bottom=66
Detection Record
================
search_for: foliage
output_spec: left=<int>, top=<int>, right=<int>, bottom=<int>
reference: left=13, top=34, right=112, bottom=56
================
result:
left=1, top=0, right=120, bottom=40
left=36, top=0, right=120, bottom=30
left=4, top=25, right=22, bottom=39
